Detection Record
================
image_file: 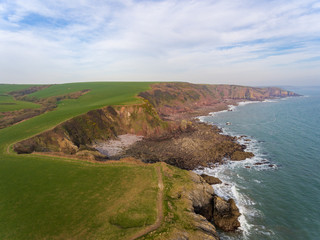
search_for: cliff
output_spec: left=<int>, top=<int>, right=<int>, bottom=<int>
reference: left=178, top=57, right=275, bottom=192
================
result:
left=146, top=163, right=220, bottom=240
left=13, top=83, right=296, bottom=167
left=14, top=100, right=175, bottom=159
left=151, top=163, right=241, bottom=239
left=139, top=82, right=299, bottom=118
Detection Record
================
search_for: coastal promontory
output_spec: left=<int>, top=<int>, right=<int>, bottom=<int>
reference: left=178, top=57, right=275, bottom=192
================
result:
left=5, top=82, right=298, bottom=239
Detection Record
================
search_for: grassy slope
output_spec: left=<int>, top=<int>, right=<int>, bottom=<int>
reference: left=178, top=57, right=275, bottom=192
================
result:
left=0, top=84, right=39, bottom=95
left=0, top=82, right=160, bottom=239
left=1, top=82, right=151, bottom=153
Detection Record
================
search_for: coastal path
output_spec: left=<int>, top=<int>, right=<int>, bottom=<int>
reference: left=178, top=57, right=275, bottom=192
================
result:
left=129, top=164, right=164, bottom=240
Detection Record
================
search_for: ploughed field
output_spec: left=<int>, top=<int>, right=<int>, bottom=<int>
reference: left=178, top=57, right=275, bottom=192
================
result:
left=0, top=82, right=162, bottom=239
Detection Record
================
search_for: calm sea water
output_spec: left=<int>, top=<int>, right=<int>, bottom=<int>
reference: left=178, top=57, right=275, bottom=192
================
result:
left=195, top=86, right=320, bottom=240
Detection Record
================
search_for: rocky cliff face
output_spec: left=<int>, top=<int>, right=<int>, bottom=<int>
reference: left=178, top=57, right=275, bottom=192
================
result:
left=160, top=168, right=241, bottom=239
left=188, top=172, right=241, bottom=233
left=213, top=196, right=241, bottom=231
left=139, top=83, right=299, bottom=118
left=14, top=101, right=174, bottom=158
left=154, top=163, right=220, bottom=240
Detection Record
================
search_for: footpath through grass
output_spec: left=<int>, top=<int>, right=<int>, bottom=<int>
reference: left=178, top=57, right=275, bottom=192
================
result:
left=0, top=82, right=160, bottom=239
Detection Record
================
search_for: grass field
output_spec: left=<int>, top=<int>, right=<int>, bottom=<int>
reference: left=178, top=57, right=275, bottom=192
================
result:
left=0, top=82, right=161, bottom=239
left=1, top=82, right=151, bottom=153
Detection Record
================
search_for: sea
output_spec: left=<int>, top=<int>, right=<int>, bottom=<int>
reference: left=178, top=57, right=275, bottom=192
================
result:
left=195, top=86, right=320, bottom=240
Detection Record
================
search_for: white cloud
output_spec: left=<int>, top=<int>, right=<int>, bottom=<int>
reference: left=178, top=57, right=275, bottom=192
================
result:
left=0, top=0, right=319, bottom=85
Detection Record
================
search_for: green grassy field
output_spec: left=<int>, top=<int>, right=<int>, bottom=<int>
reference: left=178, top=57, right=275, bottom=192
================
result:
left=1, top=82, right=151, bottom=154
left=0, top=82, right=160, bottom=239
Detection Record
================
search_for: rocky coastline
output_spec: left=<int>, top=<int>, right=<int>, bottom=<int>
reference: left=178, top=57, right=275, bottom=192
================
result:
left=13, top=83, right=299, bottom=239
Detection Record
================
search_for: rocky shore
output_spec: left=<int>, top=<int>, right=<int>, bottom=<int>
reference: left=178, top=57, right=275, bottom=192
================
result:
left=124, top=121, right=253, bottom=170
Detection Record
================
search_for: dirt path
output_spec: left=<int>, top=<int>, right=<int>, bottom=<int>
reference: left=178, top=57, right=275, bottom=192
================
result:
left=129, top=164, right=164, bottom=240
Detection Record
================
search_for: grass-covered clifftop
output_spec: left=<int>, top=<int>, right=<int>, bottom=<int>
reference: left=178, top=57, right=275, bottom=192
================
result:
left=0, top=82, right=163, bottom=239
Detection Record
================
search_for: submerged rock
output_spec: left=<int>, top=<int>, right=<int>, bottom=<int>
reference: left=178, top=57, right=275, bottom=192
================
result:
left=254, top=162, right=264, bottom=165
left=201, top=174, right=222, bottom=185
left=231, top=151, right=254, bottom=161
left=213, top=196, right=241, bottom=231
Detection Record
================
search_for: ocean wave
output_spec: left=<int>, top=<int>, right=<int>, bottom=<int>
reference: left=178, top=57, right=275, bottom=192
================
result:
left=238, top=101, right=261, bottom=106
left=263, top=99, right=278, bottom=103
left=197, top=116, right=206, bottom=122
left=209, top=109, right=228, bottom=116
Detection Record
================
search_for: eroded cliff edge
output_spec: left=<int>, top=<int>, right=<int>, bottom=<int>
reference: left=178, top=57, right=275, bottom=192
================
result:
left=14, top=100, right=173, bottom=159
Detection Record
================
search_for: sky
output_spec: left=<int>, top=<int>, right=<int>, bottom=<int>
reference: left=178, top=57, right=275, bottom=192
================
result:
left=0, top=0, right=320, bottom=86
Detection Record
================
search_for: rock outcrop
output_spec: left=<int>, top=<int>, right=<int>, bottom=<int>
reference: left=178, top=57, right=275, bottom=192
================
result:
left=162, top=168, right=220, bottom=240
left=188, top=172, right=241, bottom=233
left=231, top=151, right=254, bottom=161
left=213, top=196, right=241, bottom=231
left=201, top=174, right=222, bottom=185
left=168, top=171, right=241, bottom=239
left=188, top=172, right=216, bottom=222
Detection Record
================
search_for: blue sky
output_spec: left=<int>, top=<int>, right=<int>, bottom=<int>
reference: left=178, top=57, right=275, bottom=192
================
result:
left=0, top=0, right=320, bottom=86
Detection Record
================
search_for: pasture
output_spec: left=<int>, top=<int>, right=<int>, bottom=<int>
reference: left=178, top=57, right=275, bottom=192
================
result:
left=0, top=82, right=161, bottom=240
